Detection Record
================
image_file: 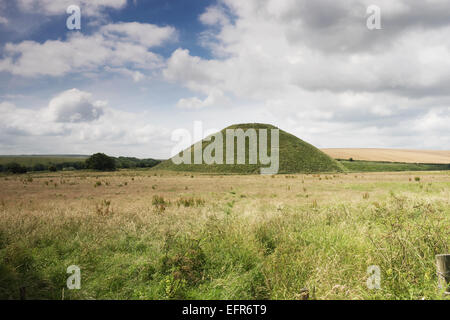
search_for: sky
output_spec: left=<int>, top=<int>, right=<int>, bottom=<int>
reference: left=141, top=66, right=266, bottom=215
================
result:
left=0, top=0, right=450, bottom=159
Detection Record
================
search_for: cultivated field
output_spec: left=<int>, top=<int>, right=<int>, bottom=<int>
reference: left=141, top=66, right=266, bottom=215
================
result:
left=0, top=170, right=449, bottom=300
left=322, top=148, right=450, bottom=164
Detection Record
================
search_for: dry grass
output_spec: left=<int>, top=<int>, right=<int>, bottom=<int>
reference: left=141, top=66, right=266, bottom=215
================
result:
left=322, top=148, right=450, bottom=164
left=0, top=170, right=449, bottom=299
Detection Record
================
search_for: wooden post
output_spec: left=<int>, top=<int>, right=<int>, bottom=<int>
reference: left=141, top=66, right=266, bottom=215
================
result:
left=436, top=254, right=450, bottom=293
left=19, top=287, right=26, bottom=300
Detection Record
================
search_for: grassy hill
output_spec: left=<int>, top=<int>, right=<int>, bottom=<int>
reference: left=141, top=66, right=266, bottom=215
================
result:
left=156, top=123, right=345, bottom=174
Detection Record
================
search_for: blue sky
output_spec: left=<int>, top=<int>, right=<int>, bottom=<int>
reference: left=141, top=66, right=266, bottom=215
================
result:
left=1, top=0, right=450, bottom=158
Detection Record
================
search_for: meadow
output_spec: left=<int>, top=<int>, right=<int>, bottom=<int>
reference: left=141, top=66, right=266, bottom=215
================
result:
left=0, top=169, right=449, bottom=300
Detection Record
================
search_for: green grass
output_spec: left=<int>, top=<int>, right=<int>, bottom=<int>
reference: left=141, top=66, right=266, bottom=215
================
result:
left=0, top=194, right=447, bottom=300
left=0, top=171, right=448, bottom=300
left=0, top=155, right=87, bottom=166
left=340, top=160, right=450, bottom=172
left=157, top=123, right=345, bottom=174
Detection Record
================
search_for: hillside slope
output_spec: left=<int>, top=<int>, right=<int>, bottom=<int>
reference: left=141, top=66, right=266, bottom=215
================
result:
left=156, top=123, right=345, bottom=174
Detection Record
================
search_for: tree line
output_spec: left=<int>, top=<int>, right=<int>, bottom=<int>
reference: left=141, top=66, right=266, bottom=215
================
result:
left=0, top=153, right=161, bottom=174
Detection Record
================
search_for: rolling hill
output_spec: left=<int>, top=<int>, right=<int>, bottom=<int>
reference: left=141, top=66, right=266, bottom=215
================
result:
left=156, top=123, right=345, bottom=174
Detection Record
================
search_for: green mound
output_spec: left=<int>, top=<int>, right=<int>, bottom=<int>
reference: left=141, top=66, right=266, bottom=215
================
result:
left=156, top=123, right=345, bottom=174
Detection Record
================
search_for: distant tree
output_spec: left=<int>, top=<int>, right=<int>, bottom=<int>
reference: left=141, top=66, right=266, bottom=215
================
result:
left=48, top=165, right=57, bottom=172
left=85, top=153, right=116, bottom=171
left=349, top=158, right=354, bottom=162
left=72, top=162, right=86, bottom=170
left=6, top=162, right=27, bottom=174
left=32, top=163, right=46, bottom=172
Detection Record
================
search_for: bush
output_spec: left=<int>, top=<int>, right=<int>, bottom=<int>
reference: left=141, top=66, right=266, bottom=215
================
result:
left=152, top=195, right=168, bottom=206
left=32, top=163, right=46, bottom=172
left=176, top=197, right=205, bottom=207
left=5, top=163, right=27, bottom=174
left=85, top=153, right=116, bottom=171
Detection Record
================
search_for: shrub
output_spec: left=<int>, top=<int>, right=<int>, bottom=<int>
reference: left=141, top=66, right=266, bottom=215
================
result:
left=161, top=238, right=206, bottom=287
left=176, top=197, right=205, bottom=207
left=152, top=195, right=168, bottom=206
left=96, top=200, right=113, bottom=216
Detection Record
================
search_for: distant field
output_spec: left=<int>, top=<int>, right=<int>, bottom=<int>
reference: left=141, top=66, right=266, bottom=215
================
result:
left=0, top=155, right=87, bottom=166
left=322, top=148, right=450, bottom=164
left=339, top=160, right=450, bottom=172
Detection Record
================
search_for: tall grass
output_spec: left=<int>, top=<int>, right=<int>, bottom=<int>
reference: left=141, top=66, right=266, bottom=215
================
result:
left=0, top=190, right=448, bottom=299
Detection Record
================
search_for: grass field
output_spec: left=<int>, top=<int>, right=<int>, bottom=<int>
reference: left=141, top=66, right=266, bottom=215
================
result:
left=0, top=169, right=449, bottom=300
left=0, top=155, right=87, bottom=166
left=322, top=148, right=450, bottom=164
left=338, top=160, right=450, bottom=172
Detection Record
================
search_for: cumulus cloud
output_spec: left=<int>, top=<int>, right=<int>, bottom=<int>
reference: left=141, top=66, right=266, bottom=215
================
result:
left=16, top=0, right=127, bottom=16
left=165, top=1, right=450, bottom=97
left=199, top=5, right=230, bottom=26
left=101, top=22, right=178, bottom=47
left=2, top=0, right=450, bottom=153
left=0, top=89, right=173, bottom=157
left=0, top=22, right=176, bottom=78
left=0, top=101, right=67, bottom=136
left=176, top=89, right=229, bottom=109
left=46, top=89, right=105, bottom=123
left=162, top=0, right=450, bottom=149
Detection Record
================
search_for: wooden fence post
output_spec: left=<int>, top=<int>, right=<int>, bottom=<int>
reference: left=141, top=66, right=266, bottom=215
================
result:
left=436, top=254, right=450, bottom=294
left=19, top=287, right=26, bottom=300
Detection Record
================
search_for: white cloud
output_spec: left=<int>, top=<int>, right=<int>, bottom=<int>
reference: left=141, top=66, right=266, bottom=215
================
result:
left=101, top=22, right=177, bottom=47
left=0, top=16, right=8, bottom=24
left=46, top=88, right=105, bottom=123
left=199, top=5, right=230, bottom=26
left=0, top=89, right=173, bottom=157
left=176, top=89, right=229, bottom=109
left=0, top=22, right=176, bottom=78
left=0, top=101, right=66, bottom=136
left=161, top=0, right=450, bottom=149
left=165, top=2, right=450, bottom=98
left=17, top=0, right=127, bottom=16
left=104, top=67, right=146, bottom=82
left=3, top=0, right=450, bottom=154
